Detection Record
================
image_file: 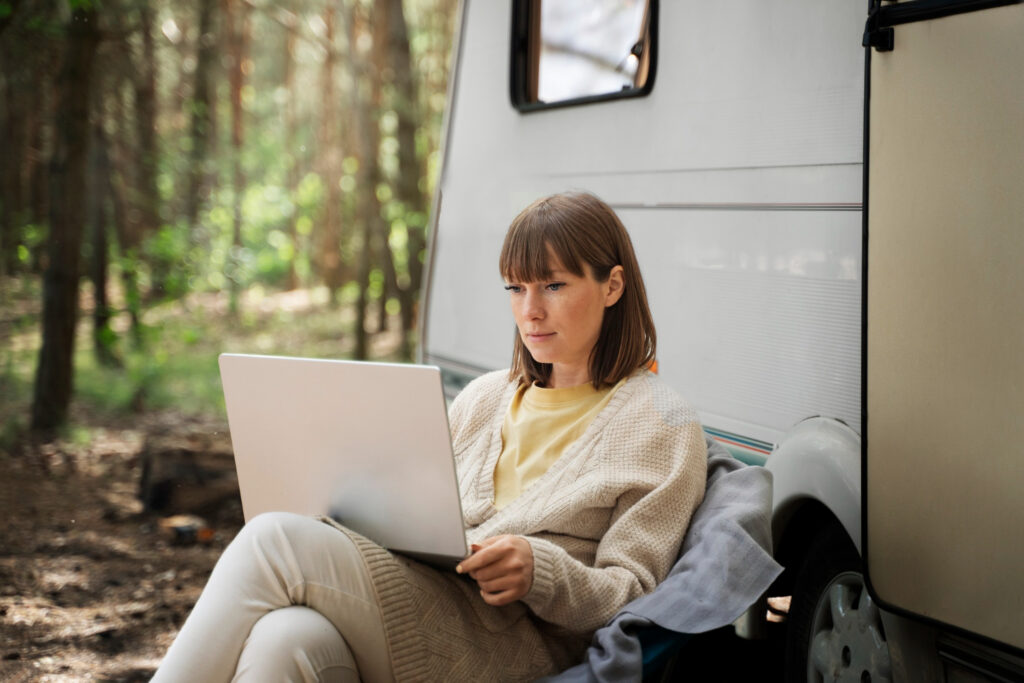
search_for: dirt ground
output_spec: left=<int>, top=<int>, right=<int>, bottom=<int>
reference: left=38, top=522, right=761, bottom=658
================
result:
left=0, top=411, right=244, bottom=682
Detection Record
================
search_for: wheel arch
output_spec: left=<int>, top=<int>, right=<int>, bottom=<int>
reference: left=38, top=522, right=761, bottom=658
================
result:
left=766, top=416, right=862, bottom=594
left=772, top=498, right=856, bottom=598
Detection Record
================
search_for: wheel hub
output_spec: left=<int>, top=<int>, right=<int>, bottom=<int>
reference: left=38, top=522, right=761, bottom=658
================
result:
left=808, top=571, right=892, bottom=683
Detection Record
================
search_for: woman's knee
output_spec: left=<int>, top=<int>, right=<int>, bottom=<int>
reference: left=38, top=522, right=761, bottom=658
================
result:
left=218, top=512, right=328, bottom=587
left=230, top=512, right=325, bottom=557
left=240, top=510, right=312, bottom=540
left=219, top=512, right=377, bottom=611
left=235, top=606, right=357, bottom=682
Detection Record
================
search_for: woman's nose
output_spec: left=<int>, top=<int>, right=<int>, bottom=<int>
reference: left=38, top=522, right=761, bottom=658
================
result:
left=523, top=290, right=545, bottom=319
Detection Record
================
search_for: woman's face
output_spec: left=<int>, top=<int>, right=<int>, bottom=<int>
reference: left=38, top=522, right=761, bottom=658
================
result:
left=505, top=253, right=624, bottom=388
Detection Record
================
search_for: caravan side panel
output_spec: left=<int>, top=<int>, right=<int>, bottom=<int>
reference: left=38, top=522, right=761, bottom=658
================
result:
left=425, top=0, right=865, bottom=454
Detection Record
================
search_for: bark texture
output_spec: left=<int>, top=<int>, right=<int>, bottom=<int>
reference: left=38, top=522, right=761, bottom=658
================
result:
left=31, top=6, right=101, bottom=432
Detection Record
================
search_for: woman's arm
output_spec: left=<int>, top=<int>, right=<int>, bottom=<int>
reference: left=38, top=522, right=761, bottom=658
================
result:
left=521, top=421, right=707, bottom=633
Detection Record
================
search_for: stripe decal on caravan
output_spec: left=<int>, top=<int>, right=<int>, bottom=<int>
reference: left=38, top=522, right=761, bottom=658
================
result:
left=704, top=426, right=774, bottom=466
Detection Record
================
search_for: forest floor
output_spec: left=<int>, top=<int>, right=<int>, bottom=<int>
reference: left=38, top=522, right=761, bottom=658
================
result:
left=0, top=408, right=243, bottom=682
left=0, top=281, right=407, bottom=681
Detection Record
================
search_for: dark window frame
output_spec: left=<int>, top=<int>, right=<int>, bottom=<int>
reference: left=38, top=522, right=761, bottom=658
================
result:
left=509, top=0, right=659, bottom=112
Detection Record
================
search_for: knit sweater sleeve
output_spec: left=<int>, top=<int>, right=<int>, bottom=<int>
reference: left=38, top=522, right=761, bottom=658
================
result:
left=521, top=387, right=707, bottom=634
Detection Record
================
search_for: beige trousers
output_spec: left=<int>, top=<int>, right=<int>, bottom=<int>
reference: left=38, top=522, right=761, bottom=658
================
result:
left=152, top=512, right=395, bottom=683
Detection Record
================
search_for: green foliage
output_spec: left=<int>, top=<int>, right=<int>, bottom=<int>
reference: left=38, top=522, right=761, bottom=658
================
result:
left=0, top=361, right=29, bottom=453
left=93, top=320, right=120, bottom=367
left=142, top=225, right=191, bottom=301
left=0, top=301, right=37, bottom=450
left=240, top=184, right=293, bottom=285
left=71, top=285, right=404, bottom=422
left=190, top=176, right=321, bottom=293
left=367, top=267, right=384, bottom=299
left=4, top=0, right=456, bottom=434
left=18, top=224, right=47, bottom=266
left=0, top=415, right=25, bottom=454
left=72, top=318, right=213, bottom=418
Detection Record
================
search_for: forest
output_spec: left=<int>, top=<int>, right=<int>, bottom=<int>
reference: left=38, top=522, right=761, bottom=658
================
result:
left=0, top=0, right=456, bottom=676
left=1, top=0, right=456, bottom=433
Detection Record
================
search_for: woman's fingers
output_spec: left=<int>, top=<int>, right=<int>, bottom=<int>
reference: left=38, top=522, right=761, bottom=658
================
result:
left=479, top=587, right=521, bottom=607
left=458, top=534, right=534, bottom=604
left=476, top=572, right=528, bottom=594
left=467, top=551, right=527, bottom=582
left=456, top=536, right=506, bottom=574
left=458, top=535, right=517, bottom=573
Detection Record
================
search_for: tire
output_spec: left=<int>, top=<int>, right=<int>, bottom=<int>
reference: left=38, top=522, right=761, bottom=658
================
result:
left=785, top=523, right=893, bottom=683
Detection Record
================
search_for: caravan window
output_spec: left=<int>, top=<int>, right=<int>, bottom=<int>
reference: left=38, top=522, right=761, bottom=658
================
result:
left=511, top=0, right=657, bottom=111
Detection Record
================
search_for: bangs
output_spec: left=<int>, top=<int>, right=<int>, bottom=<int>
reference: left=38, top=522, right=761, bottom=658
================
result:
left=499, top=204, right=585, bottom=282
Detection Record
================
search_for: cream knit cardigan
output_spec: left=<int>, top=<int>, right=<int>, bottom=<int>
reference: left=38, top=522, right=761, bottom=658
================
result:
left=332, top=368, right=707, bottom=681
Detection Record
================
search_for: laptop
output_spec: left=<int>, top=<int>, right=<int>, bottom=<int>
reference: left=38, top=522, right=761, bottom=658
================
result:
left=218, top=353, right=470, bottom=567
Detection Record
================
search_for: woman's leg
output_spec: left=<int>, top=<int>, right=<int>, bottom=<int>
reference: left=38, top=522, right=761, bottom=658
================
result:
left=233, top=605, right=357, bottom=683
left=152, top=512, right=394, bottom=683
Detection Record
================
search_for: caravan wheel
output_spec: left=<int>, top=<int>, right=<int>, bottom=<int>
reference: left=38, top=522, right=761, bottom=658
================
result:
left=786, top=525, right=892, bottom=683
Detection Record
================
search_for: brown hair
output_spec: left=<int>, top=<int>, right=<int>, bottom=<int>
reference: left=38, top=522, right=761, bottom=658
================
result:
left=499, top=192, right=656, bottom=389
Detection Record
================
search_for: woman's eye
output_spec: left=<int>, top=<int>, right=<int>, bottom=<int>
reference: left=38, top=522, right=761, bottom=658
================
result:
left=546, top=282, right=565, bottom=292
left=504, top=284, right=522, bottom=293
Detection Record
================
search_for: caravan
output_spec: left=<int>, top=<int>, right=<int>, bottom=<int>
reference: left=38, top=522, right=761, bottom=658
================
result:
left=420, top=1, right=1024, bottom=680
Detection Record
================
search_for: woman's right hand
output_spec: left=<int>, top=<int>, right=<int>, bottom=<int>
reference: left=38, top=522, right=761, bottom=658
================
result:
left=456, top=535, right=534, bottom=606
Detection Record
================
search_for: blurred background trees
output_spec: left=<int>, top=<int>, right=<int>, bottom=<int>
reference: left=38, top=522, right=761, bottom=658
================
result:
left=0, top=0, right=457, bottom=435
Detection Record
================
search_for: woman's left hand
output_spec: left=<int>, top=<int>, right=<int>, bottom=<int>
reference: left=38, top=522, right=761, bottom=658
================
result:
left=456, top=535, right=534, bottom=606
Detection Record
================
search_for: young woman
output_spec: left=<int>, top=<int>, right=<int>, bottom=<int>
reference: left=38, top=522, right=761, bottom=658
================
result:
left=153, top=192, right=707, bottom=682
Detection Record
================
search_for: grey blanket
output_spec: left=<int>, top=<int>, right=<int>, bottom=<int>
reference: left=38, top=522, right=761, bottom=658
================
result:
left=544, top=436, right=782, bottom=682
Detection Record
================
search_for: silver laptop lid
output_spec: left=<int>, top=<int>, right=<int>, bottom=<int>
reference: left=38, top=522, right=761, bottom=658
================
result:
left=219, top=353, right=468, bottom=566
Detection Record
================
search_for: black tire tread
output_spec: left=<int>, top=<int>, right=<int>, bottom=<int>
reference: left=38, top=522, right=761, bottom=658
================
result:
left=784, top=521, right=861, bottom=682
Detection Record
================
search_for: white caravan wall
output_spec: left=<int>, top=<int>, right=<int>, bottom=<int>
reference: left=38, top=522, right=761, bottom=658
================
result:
left=425, top=0, right=865, bottom=446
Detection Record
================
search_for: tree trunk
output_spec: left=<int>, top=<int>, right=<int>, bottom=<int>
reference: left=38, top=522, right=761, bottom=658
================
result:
left=1, top=15, right=58, bottom=275
left=225, top=0, right=249, bottom=316
left=370, top=0, right=396, bottom=338
left=108, top=163, right=143, bottom=350
left=107, top=68, right=144, bottom=348
left=89, top=117, right=119, bottom=367
left=0, top=0, right=34, bottom=276
left=346, top=1, right=385, bottom=359
left=384, top=0, right=425, bottom=359
left=134, top=0, right=166, bottom=298
left=318, top=6, right=345, bottom=303
left=282, top=11, right=300, bottom=291
left=185, top=0, right=217, bottom=250
left=26, top=80, right=53, bottom=246
left=0, top=0, right=23, bottom=37
left=0, top=48, right=25, bottom=277
left=31, top=6, right=101, bottom=433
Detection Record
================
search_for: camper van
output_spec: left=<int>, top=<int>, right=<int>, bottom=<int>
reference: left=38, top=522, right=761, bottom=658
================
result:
left=419, top=1, right=1024, bottom=680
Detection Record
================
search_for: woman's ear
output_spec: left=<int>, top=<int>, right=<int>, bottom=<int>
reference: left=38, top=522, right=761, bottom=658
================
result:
left=605, top=265, right=625, bottom=307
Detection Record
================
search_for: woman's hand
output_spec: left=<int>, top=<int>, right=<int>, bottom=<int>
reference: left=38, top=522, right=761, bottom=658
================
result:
left=456, top=535, right=534, bottom=606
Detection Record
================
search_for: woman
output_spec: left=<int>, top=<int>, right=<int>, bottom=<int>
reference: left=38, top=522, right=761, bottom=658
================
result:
left=153, top=192, right=707, bottom=682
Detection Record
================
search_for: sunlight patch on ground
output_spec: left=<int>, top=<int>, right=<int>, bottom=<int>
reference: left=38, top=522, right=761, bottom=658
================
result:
left=37, top=562, right=92, bottom=594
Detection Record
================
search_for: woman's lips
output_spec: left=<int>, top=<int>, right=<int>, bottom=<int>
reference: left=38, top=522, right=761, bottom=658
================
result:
left=526, top=332, right=555, bottom=342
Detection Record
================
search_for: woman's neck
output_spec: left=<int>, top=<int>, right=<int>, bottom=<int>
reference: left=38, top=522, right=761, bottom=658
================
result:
left=548, top=364, right=590, bottom=389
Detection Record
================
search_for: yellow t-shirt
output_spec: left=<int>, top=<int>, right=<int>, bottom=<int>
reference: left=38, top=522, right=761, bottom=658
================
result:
left=492, top=378, right=625, bottom=509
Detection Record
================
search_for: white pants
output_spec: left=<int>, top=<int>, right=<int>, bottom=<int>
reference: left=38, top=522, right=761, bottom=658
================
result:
left=152, top=512, right=395, bottom=683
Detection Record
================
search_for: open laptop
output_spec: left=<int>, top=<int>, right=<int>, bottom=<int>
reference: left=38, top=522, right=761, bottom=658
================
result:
left=218, top=353, right=469, bottom=567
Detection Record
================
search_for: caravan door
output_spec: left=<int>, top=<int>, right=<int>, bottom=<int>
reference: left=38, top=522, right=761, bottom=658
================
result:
left=864, top=0, right=1024, bottom=656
